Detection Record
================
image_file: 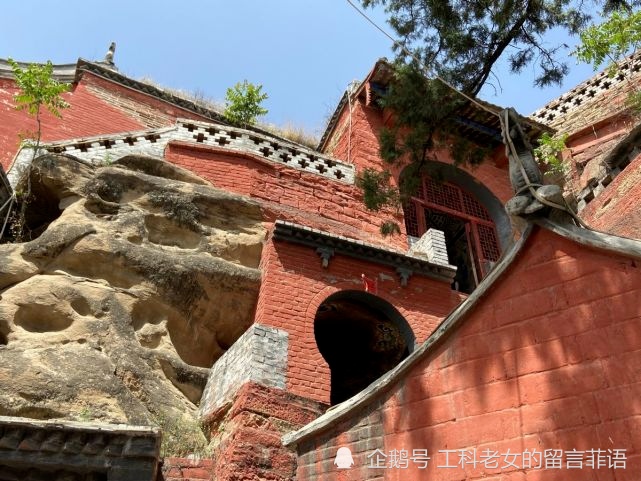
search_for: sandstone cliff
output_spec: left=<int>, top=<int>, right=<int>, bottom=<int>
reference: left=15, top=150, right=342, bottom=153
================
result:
left=0, top=154, right=265, bottom=453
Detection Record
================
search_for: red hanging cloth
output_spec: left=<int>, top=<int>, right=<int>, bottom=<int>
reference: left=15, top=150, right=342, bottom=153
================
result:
left=361, top=273, right=378, bottom=295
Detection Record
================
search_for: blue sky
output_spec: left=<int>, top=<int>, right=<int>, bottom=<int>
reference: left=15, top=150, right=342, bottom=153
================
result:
left=1, top=1, right=599, bottom=137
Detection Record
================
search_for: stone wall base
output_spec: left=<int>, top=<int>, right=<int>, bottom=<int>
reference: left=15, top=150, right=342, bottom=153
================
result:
left=159, top=458, right=213, bottom=481
left=204, top=381, right=326, bottom=481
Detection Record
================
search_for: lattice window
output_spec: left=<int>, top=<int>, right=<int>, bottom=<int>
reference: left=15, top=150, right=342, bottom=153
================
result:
left=424, top=178, right=462, bottom=211
left=404, top=174, right=502, bottom=288
left=425, top=209, right=461, bottom=233
left=462, top=190, right=491, bottom=221
left=477, top=224, right=501, bottom=262
left=416, top=179, right=425, bottom=200
left=404, top=201, right=419, bottom=237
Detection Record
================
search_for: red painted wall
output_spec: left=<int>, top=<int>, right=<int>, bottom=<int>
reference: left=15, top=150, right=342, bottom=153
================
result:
left=1, top=67, right=510, bottom=253
left=323, top=99, right=514, bottom=205
left=0, top=76, right=140, bottom=169
left=562, top=109, right=641, bottom=240
left=564, top=113, right=633, bottom=193
left=81, top=74, right=208, bottom=128
left=294, top=226, right=641, bottom=480
left=580, top=151, right=641, bottom=239
left=325, top=100, right=387, bottom=172
left=165, top=142, right=407, bottom=250
left=542, top=66, right=641, bottom=242
left=0, top=71, right=210, bottom=171
left=254, top=238, right=465, bottom=404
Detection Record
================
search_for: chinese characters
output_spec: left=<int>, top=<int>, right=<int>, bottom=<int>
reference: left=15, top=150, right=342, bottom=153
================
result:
left=366, top=448, right=627, bottom=470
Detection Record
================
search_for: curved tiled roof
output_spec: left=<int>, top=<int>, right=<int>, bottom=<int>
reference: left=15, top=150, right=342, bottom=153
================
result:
left=0, top=58, right=78, bottom=82
left=317, top=59, right=550, bottom=153
left=0, top=57, right=319, bottom=154
left=273, top=220, right=457, bottom=284
left=0, top=415, right=160, bottom=480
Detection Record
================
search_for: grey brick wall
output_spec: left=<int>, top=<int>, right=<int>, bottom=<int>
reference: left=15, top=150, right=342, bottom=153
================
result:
left=296, top=402, right=385, bottom=481
left=408, top=228, right=452, bottom=267
left=7, top=119, right=355, bottom=188
left=199, top=323, right=288, bottom=419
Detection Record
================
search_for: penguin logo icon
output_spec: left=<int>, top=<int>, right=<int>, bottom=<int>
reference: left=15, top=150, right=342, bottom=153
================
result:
left=334, top=446, right=354, bottom=469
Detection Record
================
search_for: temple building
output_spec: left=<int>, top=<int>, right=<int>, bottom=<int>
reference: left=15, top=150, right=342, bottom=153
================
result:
left=0, top=48, right=640, bottom=481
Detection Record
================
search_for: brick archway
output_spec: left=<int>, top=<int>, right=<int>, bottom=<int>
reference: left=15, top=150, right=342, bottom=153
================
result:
left=258, top=240, right=462, bottom=405
left=401, top=162, right=507, bottom=293
left=313, top=290, right=415, bottom=405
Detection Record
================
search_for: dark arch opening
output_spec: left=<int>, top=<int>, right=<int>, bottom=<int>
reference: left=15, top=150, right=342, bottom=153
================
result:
left=4, top=156, right=64, bottom=243
left=314, top=290, right=415, bottom=405
left=21, top=173, right=63, bottom=240
left=400, top=161, right=511, bottom=293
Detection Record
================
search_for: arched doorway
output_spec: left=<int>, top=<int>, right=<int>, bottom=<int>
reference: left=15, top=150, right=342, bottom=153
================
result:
left=402, top=163, right=509, bottom=293
left=314, top=291, right=414, bottom=405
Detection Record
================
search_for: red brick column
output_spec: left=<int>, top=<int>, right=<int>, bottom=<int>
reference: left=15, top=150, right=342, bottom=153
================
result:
left=205, top=382, right=326, bottom=481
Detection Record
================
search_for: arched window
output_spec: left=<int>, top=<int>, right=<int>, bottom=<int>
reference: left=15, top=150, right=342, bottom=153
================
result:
left=314, top=291, right=415, bottom=405
left=404, top=176, right=501, bottom=293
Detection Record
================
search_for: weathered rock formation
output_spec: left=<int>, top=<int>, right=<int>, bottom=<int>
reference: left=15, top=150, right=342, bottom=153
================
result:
left=0, top=154, right=265, bottom=452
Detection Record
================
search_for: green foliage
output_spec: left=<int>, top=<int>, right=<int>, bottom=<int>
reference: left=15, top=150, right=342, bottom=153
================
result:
left=76, top=407, right=94, bottom=422
left=380, top=220, right=401, bottom=236
left=153, top=413, right=211, bottom=458
left=574, top=8, right=641, bottom=113
left=362, top=0, right=634, bottom=95
left=351, top=0, right=636, bottom=234
left=448, top=136, right=491, bottom=167
left=374, top=63, right=487, bottom=170
left=8, top=59, right=69, bottom=118
left=2, top=60, right=70, bottom=243
left=534, top=132, right=569, bottom=176
left=574, top=8, right=641, bottom=75
left=355, top=168, right=399, bottom=211
left=378, top=66, right=461, bottom=157
left=353, top=63, right=487, bottom=232
left=355, top=168, right=405, bottom=237
left=223, top=80, right=268, bottom=127
left=101, top=152, right=114, bottom=166
left=378, top=127, right=401, bottom=164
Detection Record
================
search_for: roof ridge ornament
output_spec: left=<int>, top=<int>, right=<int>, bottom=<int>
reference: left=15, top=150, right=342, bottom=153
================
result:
left=500, top=108, right=587, bottom=228
left=103, top=42, right=116, bottom=68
